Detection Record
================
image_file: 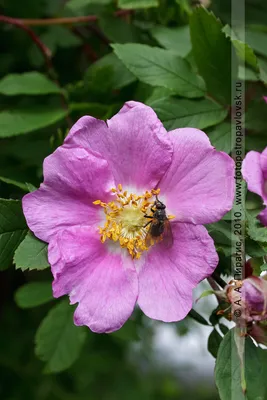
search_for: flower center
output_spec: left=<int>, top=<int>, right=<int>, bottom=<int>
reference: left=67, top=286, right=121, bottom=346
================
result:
left=93, top=185, right=165, bottom=259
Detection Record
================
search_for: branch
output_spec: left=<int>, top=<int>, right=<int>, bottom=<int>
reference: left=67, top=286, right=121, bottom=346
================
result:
left=0, top=15, right=72, bottom=128
left=0, top=15, right=52, bottom=70
left=211, top=272, right=227, bottom=289
left=1, top=10, right=132, bottom=27
left=71, top=26, right=98, bottom=61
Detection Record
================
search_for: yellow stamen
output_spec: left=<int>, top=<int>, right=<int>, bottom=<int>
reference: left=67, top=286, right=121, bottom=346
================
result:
left=93, top=185, right=173, bottom=259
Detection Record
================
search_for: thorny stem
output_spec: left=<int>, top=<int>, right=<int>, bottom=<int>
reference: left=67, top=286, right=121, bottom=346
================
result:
left=207, top=276, right=220, bottom=292
left=86, top=23, right=110, bottom=46
left=71, top=26, right=98, bottom=61
left=211, top=272, right=227, bottom=289
left=207, top=276, right=226, bottom=305
left=0, top=9, right=133, bottom=127
left=0, top=10, right=132, bottom=27
left=0, top=15, right=72, bottom=128
left=0, top=15, right=52, bottom=70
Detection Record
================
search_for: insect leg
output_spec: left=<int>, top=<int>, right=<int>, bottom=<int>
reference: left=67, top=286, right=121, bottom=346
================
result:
left=144, top=220, right=152, bottom=228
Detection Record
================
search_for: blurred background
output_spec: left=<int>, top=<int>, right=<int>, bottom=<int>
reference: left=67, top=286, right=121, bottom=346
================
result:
left=1, top=0, right=267, bottom=399
left=1, top=268, right=220, bottom=400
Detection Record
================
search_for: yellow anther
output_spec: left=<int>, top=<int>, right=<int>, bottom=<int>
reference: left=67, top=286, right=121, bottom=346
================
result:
left=93, top=185, right=173, bottom=258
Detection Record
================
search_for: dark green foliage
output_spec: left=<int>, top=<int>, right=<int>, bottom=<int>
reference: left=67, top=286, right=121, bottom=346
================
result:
left=0, top=0, right=267, bottom=399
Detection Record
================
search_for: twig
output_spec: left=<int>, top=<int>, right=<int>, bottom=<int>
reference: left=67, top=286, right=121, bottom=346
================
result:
left=207, top=276, right=224, bottom=305
left=87, top=23, right=110, bottom=46
left=207, top=276, right=220, bottom=292
left=2, top=10, right=132, bottom=27
left=71, top=26, right=98, bottom=61
left=211, top=272, right=227, bottom=289
left=0, top=15, right=72, bottom=128
left=0, top=15, right=52, bottom=70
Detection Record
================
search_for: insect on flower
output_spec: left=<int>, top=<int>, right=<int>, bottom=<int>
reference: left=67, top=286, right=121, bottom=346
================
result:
left=22, top=101, right=235, bottom=333
left=144, top=195, right=173, bottom=248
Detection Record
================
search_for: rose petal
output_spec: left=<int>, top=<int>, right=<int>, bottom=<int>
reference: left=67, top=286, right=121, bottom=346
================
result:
left=137, top=223, right=218, bottom=322
left=242, top=276, right=266, bottom=313
left=49, top=226, right=138, bottom=333
left=65, top=101, right=173, bottom=190
left=260, top=147, right=267, bottom=182
left=259, top=207, right=267, bottom=226
left=23, top=146, right=115, bottom=242
left=242, top=150, right=265, bottom=200
left=158, top=128, right=235, bottom=225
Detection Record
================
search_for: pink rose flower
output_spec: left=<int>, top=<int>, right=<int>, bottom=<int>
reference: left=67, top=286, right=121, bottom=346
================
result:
left=227, top=275, right=267, bottom=323
left=22, top=101, right=234, bottom=333
left=242, top=276, right=267, bottom=321
left=242, top=146, right=267, bottom=226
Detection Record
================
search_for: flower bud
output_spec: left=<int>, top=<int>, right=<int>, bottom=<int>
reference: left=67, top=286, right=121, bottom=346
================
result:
left=242, top=276, right=267, bottom=321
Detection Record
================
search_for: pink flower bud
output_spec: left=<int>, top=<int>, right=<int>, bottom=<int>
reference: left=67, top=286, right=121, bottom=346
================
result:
left=242, top=276, right=267, bottom=321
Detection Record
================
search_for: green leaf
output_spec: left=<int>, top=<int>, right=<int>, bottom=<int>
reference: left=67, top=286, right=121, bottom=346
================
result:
left=247, top=210, right=267, bottom=243
left=215, top=329, right=246, bottom=400
left=245, top=99, right=267, bottom=132
left=196, top=289, right=215, bottom=303
left=0, top=106, right=67, bottom=138
left=188, top=309, right=210, bottom=326
left=47, top=26, right=82, bottom=49
left=148, top=97, right=227, bottom=130
left=0, top=199, right=27, bottom=271
left=261, top=263, right=267, bottom=271
left=118, top=0, right=159, bottom=9
left=0, top=72, right=61, bottom=96
left=86, top=53, right=136, bottom=90
left=70, top=102, right=111, bottom=119
left=99, top=15, right=140, bottom=44
left=29, top=27, right=81, bottom=67
left=219, top=323, right=229, bottom=335
left=238, top=65, right=259, bottom=81
left=35, top=300, right=86, bottom=373
left=0, top=176, right=28, bottom=191
left=14, top=232, right=49, bottom=271
left=215, top=329, right=267, bottom=400
left=244, top=29, right=267, bottom=58
left=150, top=25, right=191, bottom=57
left=190, top=7, right=237, bottom=105
left=246, top=238, right=267, bottom=258
left=26, top=183, right=37, bottom=192
left=111, top=320, right=139, bottom=341
left=15, top=282, right=53, bottom=309
left=208, top=328, right=223, bottom=358
left=223, top=25, right=259, bottom=71
left=67, top=0, right=111, bottom=9
left=145, top=87, right=173, bottom=104
left=207, top=122, right=232, bottom=154
left=175, top=0, right=192, bottom=16
left=207, top=220, right=234, bottom=256
left=113, top=44, right=206, bottom=98
left=258, top=57, right=267, bottom=84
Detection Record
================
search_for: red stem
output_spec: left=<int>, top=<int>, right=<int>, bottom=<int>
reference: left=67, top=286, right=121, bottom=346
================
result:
left=0, top=10, right=132, bottom=27
left=0, top=15, right=72, bottom=127
left=0, top=15, right=52, bottom=70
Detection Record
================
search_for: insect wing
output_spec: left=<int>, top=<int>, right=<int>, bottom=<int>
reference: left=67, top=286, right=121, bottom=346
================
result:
left=145, top=219, right=157, bottom=247
left=162, top=219, right=173, bottom=248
